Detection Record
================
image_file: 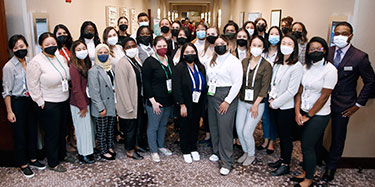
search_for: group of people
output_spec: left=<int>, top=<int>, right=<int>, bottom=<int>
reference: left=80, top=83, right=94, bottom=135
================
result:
left=2, top=11, right=375, bottom=187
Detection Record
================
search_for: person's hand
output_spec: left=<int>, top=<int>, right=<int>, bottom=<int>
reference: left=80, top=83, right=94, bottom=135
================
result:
left=295, top=112, right=303, bottom=126
left=40, top=104, right=45, bottom=109
left=250, top=104, right=258, bottom=118
left=78, top=108, right=88, bottom=118
left=152, top=102, right=163, bottom=115
left=180, top=104, right=187, bottom=117
left=99, top=109, right=107, bottom=117
left=7, top=112, right=16, bottom=123
left=219, top=101, right=229, bottom=115
left=301, top=115, right=310, bottom=125
left=342, top=105, right=359, bottom=117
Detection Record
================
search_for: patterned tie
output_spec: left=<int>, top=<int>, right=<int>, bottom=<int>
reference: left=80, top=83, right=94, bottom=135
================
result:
left=333, top=49, right=342, bottom=68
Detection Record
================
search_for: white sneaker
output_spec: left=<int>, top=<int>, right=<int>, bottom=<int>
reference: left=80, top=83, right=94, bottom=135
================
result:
left=191, top=151, right=200, bottom=161
left=151, top=153, right=160, bottom=162
left=158, top=148, right=172, bottom=156
left=209, top=154, right=219, bottom=162
left=183, top=154, right=192, bottom=164
left=220, top=167, right=231, bottom=176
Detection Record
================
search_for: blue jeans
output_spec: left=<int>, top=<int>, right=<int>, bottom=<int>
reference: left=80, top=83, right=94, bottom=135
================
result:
left=261, top=99, right=277, bottom=141
left=146, top=105, right=172, bottom=153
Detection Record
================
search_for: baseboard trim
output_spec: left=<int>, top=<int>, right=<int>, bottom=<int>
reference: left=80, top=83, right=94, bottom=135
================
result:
left=337, top=157, right=375, bottom=169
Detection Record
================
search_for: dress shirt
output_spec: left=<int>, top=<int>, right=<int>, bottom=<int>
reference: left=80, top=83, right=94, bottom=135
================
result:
left=2, top=56, right=30, bottom=98
left=262, top=51, right=278, bottom=66
left=84, top=38, right=96, bottom=64
left=237, top=48, right=247, bottom=61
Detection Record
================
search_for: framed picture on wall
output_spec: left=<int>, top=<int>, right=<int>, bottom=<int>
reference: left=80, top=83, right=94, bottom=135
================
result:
left=106, top=6, right=118, bottom=27
left=329, top=21, right=341, bottom=47
left=248, top=12, right=261, bottom=22
left=271, top=9, right=282, bottom=27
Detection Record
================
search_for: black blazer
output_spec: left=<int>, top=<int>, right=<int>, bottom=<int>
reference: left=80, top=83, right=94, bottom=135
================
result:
left=328, top=45, right=375, bottom=113
left=172, top=61, right=207, bottom=118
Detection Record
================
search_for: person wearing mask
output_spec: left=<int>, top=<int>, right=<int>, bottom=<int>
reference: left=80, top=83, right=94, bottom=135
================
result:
left=136, top=26, right=154, bottom=63
left=79, top=21, right=101, bottom=64
left=171, top=27, right=191, bottom=65
left=236, top=35, right=272, bottom=166
left=267, top=34, right=303, bottom=176
left=53, top=24, right=73, bottom=64
left=243, top=21, right=256, bottom=38
left=257, top=26, right=282, bottom=154
left=193, top=23, right=208, bottom=58
left=280, top=16, right=294, bottom=36
left=255, top=18, right=268, bottom=38
left=103, top=26, right=125, bottom=67
left=235, top=28, right=251, bottom=61
left=26, top=32, right=71, bottom=172
left=291, top=22, right=308, bottom=65
left=171, top=21, right=182, bottom=49
left=143, top=36, right=174, bottom=162
left=291, top=37, right=338, bottom=187
left=2, top=35, right=46, bottom=178
left=115, top=37, right=144, bottom=160
left=323, top=22, right=375, bottom=182
left=88, top=44, right=117, bottom=161
left=173, top=43, right=207, bottom=163
left=117, top=16, right=131, bottom=46
left=159, top=18, right=174, bottom=58
left=69, top=40, right=95, bottom=164
left=131, top=12, right=152, bottom=40
left=223, top=21, right=239, bottom=54
left=206, top=35, right=243, bottom=175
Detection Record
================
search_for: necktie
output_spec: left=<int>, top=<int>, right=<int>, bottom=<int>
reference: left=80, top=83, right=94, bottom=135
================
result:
left=334, top=49, right=342, bottom=68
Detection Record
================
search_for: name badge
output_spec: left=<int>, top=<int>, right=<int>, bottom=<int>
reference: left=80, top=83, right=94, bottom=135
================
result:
left=244, top=89, right=254, bottom=101
left=192, top=91, right=201, bottom=103
left=114, top=92, right=117, bottom=104
left=207, top=85, right=216, bottom=96
left=86, top=87, right=91, bottom=98
left=166, top=79, right=172, bottom=93
left=62, top=80, right=69, bottom=92
left=344, top=66, right=353, bottom=71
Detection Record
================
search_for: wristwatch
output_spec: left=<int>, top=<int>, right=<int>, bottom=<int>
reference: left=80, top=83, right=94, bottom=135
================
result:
left=305, top=113, right=312, bottom=118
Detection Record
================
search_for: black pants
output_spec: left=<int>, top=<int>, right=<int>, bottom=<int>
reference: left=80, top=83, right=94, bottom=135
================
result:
left=94, top=116, right=116, bottom=155
left=38, top=101, right=68, bottom=167
left=136, top=98, right=147, bottom=148
left=179, top=103, right=202, bottom=154
left=119, top=118, right=137, bottom=151
left=300, top=112, right=330, bottom=179
left=270, top=108, right=294, bottom=165
left=11, top=96, right=38, bottom=167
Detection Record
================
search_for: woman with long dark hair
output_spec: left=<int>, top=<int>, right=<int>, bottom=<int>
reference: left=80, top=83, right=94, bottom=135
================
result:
left=79, top=21, right=101, bottom=64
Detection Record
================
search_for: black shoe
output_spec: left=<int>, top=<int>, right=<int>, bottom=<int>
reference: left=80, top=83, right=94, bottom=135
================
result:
left=127, top=152, right=144, bottom=160
left=78, top=155, right=95, bottom=164
left=290, top=177, right=305, bottom=182
left=136, top=146, right=148, bottom=153
left=256, top=145, right=266, bottom=150
left=108, top=151, right=117, bottom=158
left=271, top=165, right=290, bottom=176
left=268, top=159, right=282, bottom=168
left=101, top=153, right=115, bottom=160
left=29, top=160, right=46, bottom=170
left=266, top=149, right=274, bottom=154
left=322, top=168, right=336, bottom=182
left=20, top=166, right=34, bottom=178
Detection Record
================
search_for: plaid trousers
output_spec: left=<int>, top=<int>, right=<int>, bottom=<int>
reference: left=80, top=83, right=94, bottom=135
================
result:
left=94, top=116, right=116, bottom=155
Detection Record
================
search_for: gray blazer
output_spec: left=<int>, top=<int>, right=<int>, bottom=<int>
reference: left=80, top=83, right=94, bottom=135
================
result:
left=88, top=65, right=116, bottom=117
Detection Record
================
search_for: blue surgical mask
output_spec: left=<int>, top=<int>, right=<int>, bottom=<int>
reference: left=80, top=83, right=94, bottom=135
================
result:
left=268, top=35, right=280, bottom=46
left=197, top=31, right=206, bottom=39
left=97, top=54, right=109, bottom=63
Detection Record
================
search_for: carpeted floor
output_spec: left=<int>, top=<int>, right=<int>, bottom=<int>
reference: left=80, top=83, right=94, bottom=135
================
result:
left=0, top=123, right=374, bottom=187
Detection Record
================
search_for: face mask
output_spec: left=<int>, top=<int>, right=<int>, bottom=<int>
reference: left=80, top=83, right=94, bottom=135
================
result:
left=97, top=54, right=109, bottom=62
left=333, top=35, right=349, bottom=48
left=171, top=29, right=179, bottom=37
left=250, top=47, right=263, bottom=57
left=308, top=51, right=325, bottom=62
left=107, top=36, right=118, bottom=46
left=56, top=35, right=68, bottom=45
left=224, top=32, right=236, bottom=40
left=214, top=45, right=227, bottom=55
left=280, top=45, right=294, bottom=55
left=281, top=27, right=289, bottom=35
left=206, top=35, right=218, bottom=44
left=184, top=54, right=197, bottom=64
left=237, top=39, right=247, bottom=47
left=196, top=31, right=206, bottom=39
left=246, top=29, right=254, bottom=36
left=257, top=24, right=266, bottom=32
left=125, top=48, right=138, bottom=58
left=76, top=50, right=88, bottom=60
left=268, top=35, right=280, bottom=46
left=44, top=46, right=58, bottom=55
left=119, top=24, right=128, bottom=31
left=83, top=32, right=94, bottom=39
left=161, top=26, right=170, bottom=34
left=292, top=31, right=302, bottom=39
left=139, top=21, right=149, bottom=27
left=139, top=36, right=152, bottom=45
left=14, top=49, right=28, bottom=59
left=177, top=37, right=187, bottom=45
left=156, top=48, right=167, bottom=57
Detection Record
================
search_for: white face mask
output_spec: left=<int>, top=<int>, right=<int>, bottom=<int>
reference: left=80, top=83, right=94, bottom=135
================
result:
left=126, top=48, right=138, bottom=58
left=333, top=35, right=349, bottom=48
left=246, top=29, right=254, bottom=36
left=280, top=45, right=294, bottom=55
left=250, top=47, right=263, bottom=57
left=139, top=21, right=149, bottom=27
left=76, top=50, right=88, bottom=60
left=107, top=36, right=118, bottom=46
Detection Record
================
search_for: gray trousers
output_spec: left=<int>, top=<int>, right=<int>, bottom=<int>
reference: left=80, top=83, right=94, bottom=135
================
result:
left=208, top=87, right=238, bottom=169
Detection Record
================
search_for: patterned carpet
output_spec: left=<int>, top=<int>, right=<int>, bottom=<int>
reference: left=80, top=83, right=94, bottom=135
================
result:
left=0, top=123, right=374, bottom=187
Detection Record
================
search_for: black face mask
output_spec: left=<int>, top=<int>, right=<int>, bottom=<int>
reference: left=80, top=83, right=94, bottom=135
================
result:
left=83, top=32, right=94, bottom=39
left=139, top=36, right=152, bottom=45
left=14, top=49, right=28, bottom=59
left=177, top=37, right=187, bottom=45
left=215, top=45, right=227, bottom=55
left=119, top=24, right=128, bottom=31
left=257, top=24, right=266, bottom=32
left=308, top=51, right=325, bottom=62
left=56, top=35, right=68, bottom=45
left=171, top=29, right=179, bottom=37
left=161, top=26, right=170, bottom=34
left=237, top=39, right=247, bottom=47
left=207, top=35, right=218, bottom=44
left=224, top=32, right=236, bottom=40
left=184, top=54, right=197, bottom=64
left=281, top=27, right=289, bottom=35
left=292, top=31, right=303, bottom=39
left=44, top=46, right=58, bottom=55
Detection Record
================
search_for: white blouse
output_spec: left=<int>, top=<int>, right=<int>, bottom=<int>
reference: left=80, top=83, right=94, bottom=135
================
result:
left=262, top=50, right=278, bottom=66
left=237, top=48, right=247, bottom=61
left=194, top=39, right=206, bottom=60
left=110, top=44, right=125, bottom=67
left=85, top=38, right=96, bottom=64
left=201, top=46, right=214, bottom=66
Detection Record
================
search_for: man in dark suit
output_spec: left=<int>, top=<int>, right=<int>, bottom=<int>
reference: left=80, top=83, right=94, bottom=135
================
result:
left=323, top=22, right=375, bottom=182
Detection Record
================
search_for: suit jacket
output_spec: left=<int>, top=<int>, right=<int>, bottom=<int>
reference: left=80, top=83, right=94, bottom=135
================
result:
left=328, top=45, right=375, bottom=113
left=69, top=63, right=90, bottom=110
left=88, top=65, right=116, bottom=117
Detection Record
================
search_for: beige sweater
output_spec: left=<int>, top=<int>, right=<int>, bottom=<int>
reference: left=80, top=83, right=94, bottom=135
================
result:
left=115, top=56, right=138, bottom=119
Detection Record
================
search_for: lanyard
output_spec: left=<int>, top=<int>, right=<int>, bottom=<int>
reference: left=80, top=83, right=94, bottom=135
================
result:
left=45, top=54, right=67, bottom=80
left=272, top=64, right=282, bottom=86
left=246, top=57, right=262, bottom=88
left=61, top=48, right=70, bottom=62
left=187, top=64, right=202, bottom=91
left=155, top=53, right=172, bottom=79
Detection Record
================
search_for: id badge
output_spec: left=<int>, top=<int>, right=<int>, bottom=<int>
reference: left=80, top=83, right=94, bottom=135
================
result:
left=62, top=79, right=69, bottom=92
left=86, top=87, right=91, bottom=98
left=207, top=85, right=216, bottom=96
left=114, top=92, right=117, bottom=104
left=166, top=79, right=172, bottom=93
left=244, top=89, right=254, bottom=101
left=192, top=91, right=201, bottom=103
